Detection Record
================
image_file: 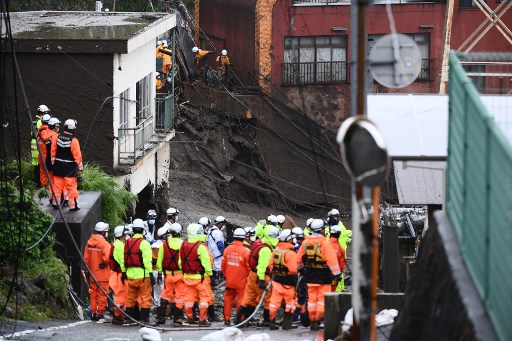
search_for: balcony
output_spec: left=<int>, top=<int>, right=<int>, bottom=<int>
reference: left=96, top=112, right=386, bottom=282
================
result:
left=283, top=61, right=349, bottom=85
left=117, top=94, right=174, bottom=166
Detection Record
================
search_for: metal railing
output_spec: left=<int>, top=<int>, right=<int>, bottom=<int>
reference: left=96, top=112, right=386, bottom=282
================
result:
left=418, top=58, right=435, bottom=81
left=117, top=115, right=155, bottom=165
left=283, top=61, right=349, bottom=85
left=155, top=93, right=174, bottom=132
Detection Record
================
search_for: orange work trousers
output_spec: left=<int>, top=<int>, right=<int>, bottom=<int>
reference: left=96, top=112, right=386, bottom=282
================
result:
left=269, top=281, right=295, bottom=321
left=306, top=283, right=331, bottom=322
left=89, top=280, right=109, bottom=315
left=109, top=272, right=127, bottom=317
left=161, top=272, right=185, bottom=309
left=241, top=271, right=271, bottom=309
left=183, top=277, right=209, bottom=321
left=39, top=162, right=48, bottom=188
left=126, top=278, right=152, bottom=309
left=54, top=176, right=78, bottom=208
left=224, top=287, right=245, bottom=321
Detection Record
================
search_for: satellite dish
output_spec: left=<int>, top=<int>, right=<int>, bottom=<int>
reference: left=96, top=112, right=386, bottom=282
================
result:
left=369, top=34, right=421, bottom=88
left=337, top=116, right=390, bottom=187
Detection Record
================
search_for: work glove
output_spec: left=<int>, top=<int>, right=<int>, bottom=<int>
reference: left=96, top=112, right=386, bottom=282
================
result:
left=259, top=279, right=267, bottom=290
left=150, top=273, right=156, bottom=286
left=121, top=272, right=127, bottom=285
left=99, top=263, right=106, bottom=269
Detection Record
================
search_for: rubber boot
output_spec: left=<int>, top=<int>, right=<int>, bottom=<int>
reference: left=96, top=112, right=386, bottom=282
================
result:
left=310, top=319, right=319, bottom=331
left=173, top=308, right=184, bottom=325
left=234, top=306, right=246, bottom=325
left=140, top=308, right=157, bottom=326
left=282, top=312, right=297, bottom=330
left=193, top=302, right=199, bottom=321
left=293, top=306, right=301, bottom=322
left=199, top=319, right=211, bottom=327
left=169, top=302, right=177, bottom=319
left=269, top=318, right=278, bottom=330
left=133, top=303, right=141, bottom=321
left=207, top=305, right=217, bottom=322
left=157, top=299, right=169, bottom=324
left=123, top=307, right=135, bottom=325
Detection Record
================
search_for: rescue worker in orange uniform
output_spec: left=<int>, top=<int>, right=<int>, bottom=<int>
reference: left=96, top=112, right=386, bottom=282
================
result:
left=236, top=225, right=279, bottom=326
left=50, top=119, right=83, bottom=211
left=109, top=225, right=131, bottom=325
left=161, top=41, right=173, bottom=75
left=297, top=219, right=342, bottom=330
left=180, top=223, right=213, bottom=327
left=36, top=113, right=52, bottom=189
left=84, top=222, right=111, bottom=321
left=121, top=218, right=156, bottom=324
left=38, top=117, right=60, bottom=205
left=221, top=228, right=250, bottom=326
left=31, top=105, right=50, bottom=187
left=268, top=229, right=298, bottom=330
left=192, top=46, right=214, bottom=84
left=216, top=49, right=231, bottom=85
left=328, top=224, right=346, bottom=292
left=157, top=223, right=185, bottom=325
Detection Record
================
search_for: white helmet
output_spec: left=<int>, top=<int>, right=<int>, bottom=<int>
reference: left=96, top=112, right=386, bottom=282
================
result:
left=187, top=223, right=204, bottom=238
left=94, top=221, right=109, bottom=232
left=132, top=218, right=145, bottom=232
left=162, top=40, right=168, bottom=46
left=266, top=225, right=280, bottom=239
left=221, top=49, right=227, bottom=56
left=306, top=218, right=314, bottom=227
left=244, top=226, right=255, bottom=236
left=166, top=207, right=179, bottom=216
left=48, top=117, right=60, bottom=126
left=199, top=217, right=211, bottom=227
left=157, top=226, right=170, bottom=238
left=123, top=225, right=133, bottom=236
left=233, top=228, right=246, bottom=239
left=64, top=119, right=77, bottom=130
left=41, top=114, right=52, bottom=124
left=276, top=215, right=285, bottom=224
left=278, top=229, right=293, bottom=242
left=310, top=219, right=325, bottom=232
left=169, top=222, right=183, bottom=234
left=147, top=210, right=157, bottom=219
left=328, top=209, right=340, bottom=217
left=156, top=72, right=160, bottom=77
left=330, top=225, right=342, bottom=234
left=114, top=225, right=125, bottom=238
left=267, top=215, right=278, bottom=224
left=291, top=227, right=304, bottom=238
left=37, top=104, right=50, bottom=113
left=214, top=216, right=226, bottom=224
left=192, top=46, right=199, bottom=53
left=163, top=42, right=168, bottom=48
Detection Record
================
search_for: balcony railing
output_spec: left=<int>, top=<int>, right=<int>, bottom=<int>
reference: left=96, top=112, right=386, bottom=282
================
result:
left=418, top=58, right=435, bottom=81
left=155, top=93, right=174, bottom=132
left=293, top=0, right=446, bottom=4
left=283, top=61, right=349, bottom=85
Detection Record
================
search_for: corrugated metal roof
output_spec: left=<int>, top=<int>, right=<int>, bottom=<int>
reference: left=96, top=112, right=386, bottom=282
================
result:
left=394, top=160, right=445, bottom=205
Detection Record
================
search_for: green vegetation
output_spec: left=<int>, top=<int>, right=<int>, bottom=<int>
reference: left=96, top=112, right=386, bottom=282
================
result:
left=81, top=163, right=137, bottom=227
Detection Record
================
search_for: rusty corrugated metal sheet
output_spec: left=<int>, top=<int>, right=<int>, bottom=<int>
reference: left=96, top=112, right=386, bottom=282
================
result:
left=200, top=0, right=258, bottom=85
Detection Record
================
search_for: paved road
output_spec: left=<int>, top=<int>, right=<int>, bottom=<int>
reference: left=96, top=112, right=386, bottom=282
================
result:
left=2, top=320, right=322, bottom=341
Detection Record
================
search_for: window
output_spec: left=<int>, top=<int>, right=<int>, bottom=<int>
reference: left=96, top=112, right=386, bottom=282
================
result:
left=368, top=33, right=433, bottom=81
left=284, top=36, right=348, bottom=85
left=136, top=74, right=152, bottom=126
left=459, top=0, right=480, bottom=8
left=463, top=65, right=486, bottom=92
left=119, top=88, right=129, bottom=139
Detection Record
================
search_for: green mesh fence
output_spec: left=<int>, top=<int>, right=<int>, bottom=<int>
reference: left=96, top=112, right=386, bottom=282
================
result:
left=447, top=51, right=512, bottom=341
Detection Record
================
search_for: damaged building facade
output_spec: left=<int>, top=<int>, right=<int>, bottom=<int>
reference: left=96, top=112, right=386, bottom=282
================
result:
left=197, top=0, right=512, bottom=132
left=4, top=11, right=176, bottom=209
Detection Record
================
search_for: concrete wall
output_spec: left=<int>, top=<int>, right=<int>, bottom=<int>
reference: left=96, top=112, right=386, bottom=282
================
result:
left=5, top=52, right=114, bottom=170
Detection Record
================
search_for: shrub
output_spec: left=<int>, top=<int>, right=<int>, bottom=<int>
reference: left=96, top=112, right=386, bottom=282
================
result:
left=80, top=163, right=137, bottom=226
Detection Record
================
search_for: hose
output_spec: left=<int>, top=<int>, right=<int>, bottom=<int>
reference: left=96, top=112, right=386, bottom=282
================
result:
left=232, top=281, right=272, bottom=328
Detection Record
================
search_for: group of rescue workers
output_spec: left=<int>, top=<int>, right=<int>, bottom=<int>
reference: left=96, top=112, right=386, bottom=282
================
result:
left=84, top=207, right=352, bottom=331
left=31, top=104, right=83, bottom=211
